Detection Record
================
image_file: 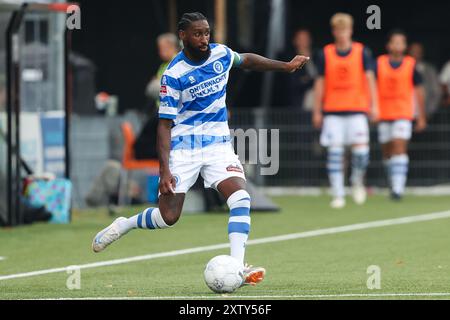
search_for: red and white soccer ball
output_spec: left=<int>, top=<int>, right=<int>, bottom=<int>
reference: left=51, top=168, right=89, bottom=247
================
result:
left=204, top=255, right=244, bottom=293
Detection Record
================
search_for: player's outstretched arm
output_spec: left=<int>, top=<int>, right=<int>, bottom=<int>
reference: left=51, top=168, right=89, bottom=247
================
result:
left=239, top=53, right=309, bottom=73
left=157, top=119, right=176, bottom=195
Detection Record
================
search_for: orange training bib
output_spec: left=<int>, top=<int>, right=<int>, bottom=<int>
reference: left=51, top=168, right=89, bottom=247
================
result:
left=377, top=54, right=416, bottom=121
left=323, top=42, right=370, bottom=113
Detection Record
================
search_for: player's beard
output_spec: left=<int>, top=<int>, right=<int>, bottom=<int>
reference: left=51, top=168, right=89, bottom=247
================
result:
left=186, top=43, right=211, bottom=61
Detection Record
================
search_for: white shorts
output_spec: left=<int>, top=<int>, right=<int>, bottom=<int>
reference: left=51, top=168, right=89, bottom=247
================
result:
left=320, top=114, right=370, bottom=147
left=167, top=142, right=246, bottom=194
left=378, top=120, right=413, bottom=144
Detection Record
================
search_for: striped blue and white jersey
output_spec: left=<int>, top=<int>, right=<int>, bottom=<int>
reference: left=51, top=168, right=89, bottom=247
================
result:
left=159, top=43, right=242, bottom=151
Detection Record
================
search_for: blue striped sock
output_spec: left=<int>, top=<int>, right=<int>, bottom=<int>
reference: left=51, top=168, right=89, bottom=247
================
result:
left=351, top=146, right=370, bottom=186
left=327, top=147, right=345, bottom=198
left=119, top=208, right=170, bottom=233
left=136, top=208, right=157, bottom=229
left=389, top=154, right=409, bottom=195
left=227, top=190, right=251, bottom=264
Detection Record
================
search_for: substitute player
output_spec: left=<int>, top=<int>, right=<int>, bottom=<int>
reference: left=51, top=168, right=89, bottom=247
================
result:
left=92, top=12, right=309, bottom=286
left=377, top=30, right=426, bottom=200
left=313, top=13, right=378, bottom=209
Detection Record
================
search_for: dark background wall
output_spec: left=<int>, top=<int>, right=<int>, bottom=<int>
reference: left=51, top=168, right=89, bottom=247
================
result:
left=286, top=0, right=450, bottom=64
left=72, top=0, right=450, bottom=113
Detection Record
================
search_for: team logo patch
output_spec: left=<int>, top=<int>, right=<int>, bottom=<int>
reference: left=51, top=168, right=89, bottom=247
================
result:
left=162, top=76, right=168, bottom=85
left=173, top=174, right=181, bottom=187
left=226, top=164, right=243, bottom=173
left=160, top=85, right=167, bottom=96
left=213, top=61, right=224, bottom=74
left=189, top=76, right=196, bottom=84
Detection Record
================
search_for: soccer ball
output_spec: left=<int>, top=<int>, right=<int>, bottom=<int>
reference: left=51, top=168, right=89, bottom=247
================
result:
left=204, top=255, right=244, bottom=293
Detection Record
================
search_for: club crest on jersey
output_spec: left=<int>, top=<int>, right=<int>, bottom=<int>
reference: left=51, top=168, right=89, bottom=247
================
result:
left=173, top=174, right=181, bottom=186
left=213, top=61, right=224, bottom=74
left=189, top=76, right=196, bottom=84
left=162, top=76, right=168, bottom=85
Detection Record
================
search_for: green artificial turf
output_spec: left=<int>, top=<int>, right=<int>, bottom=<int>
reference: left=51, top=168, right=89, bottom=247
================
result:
left=1, top=195, right=450, bottom=300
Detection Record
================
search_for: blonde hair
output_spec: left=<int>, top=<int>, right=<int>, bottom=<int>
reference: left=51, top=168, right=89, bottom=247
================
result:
left=330, top=13, right=353, bottom=29
left=157, top=33, right=181, bottom=50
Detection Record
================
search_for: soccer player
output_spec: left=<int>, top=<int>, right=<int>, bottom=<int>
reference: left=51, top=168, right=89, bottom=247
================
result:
left=92, top=12, right=309, bottom=286
left=377, top=30, right=426, bottom=200
left=313, top=13, right=378, bottom=209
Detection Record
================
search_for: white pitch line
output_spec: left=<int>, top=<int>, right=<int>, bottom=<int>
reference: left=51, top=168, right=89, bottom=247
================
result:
left=1, top=210, right=450, bottom=282
left=0, top=256, right=6, bottom=261
left=31, top=293, right=450, bottom=300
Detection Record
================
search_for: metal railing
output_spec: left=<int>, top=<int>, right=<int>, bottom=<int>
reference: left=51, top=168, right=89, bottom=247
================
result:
left=67, top=107, right=450, bottom=208
left=229, top=107, right=450, bottom=187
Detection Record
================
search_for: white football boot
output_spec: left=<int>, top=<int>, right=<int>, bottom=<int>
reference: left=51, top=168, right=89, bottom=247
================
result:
left=92, top=217, right=128, bottom=253
left=352, top=184, right=367, bottom=205
left=241, top=264, right=266, bottom=286
left=330, top=197, right=346, bottom=209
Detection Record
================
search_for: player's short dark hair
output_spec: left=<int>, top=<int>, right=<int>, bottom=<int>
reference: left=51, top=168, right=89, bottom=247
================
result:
left=178, top=12, right=208, bottom=31
left=387, top=29, right=408, bottom=42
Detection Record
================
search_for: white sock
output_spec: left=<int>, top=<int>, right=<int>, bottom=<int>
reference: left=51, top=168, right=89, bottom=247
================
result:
left=227, top=190, right=251, bottom=265
left=118, top=208, right=170, bottom=234
left=390, top=154, right=409, bottom=195
left=327, top=147, right=345, bottom=199
left=351, top=145, right=370, bottom=186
